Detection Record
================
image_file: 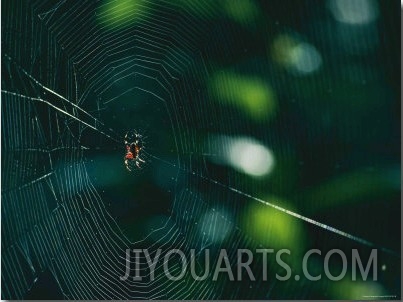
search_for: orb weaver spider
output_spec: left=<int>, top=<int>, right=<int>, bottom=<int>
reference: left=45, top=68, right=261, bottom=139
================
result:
left=124, top=131, right=145, bottom=171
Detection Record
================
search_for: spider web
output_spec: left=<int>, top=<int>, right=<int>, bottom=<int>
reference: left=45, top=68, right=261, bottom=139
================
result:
left=1, top=0, right=400, bottom=299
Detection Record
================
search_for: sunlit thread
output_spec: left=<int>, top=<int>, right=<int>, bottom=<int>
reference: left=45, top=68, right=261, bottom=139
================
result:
left=145, top=151, right=399, bottom=257
left=3, top=53, right=397, bottom=257
left=2, top=54, right=122, bottom=144
left=4, top=80, right=397, bottom=257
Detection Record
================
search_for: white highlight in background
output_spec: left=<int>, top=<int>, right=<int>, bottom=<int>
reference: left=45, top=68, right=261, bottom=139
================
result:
left=228, top=138, right=274, bottom=177
left=207, top=135, right=275, bottom=177
left=271, top=35, right=322, bottom=75
left=327, top=0, right=379, bottom=25
left=289, top=43, right=322, bottom=75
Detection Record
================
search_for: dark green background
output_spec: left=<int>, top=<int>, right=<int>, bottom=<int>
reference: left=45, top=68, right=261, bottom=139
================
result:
left=1, top=0, right=401, bottom=299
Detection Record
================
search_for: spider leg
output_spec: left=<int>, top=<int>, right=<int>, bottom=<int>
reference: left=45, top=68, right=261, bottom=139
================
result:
left=125, top=159, right=132, bottom=171
left=138, top=157, right=145, bottom=163
left=136, top=161, right=142, bottom=169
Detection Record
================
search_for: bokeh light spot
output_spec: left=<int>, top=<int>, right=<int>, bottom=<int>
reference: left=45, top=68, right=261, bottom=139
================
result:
left=330, top=280, right=386, bottom=300
left=97, top=0, right=149, bottom=29
left=242, top=200, right=304, bottom=252
left=271, top=35, right=322, bottom=75
left=289, top=43, right=322, bottom=74
left=207, top=135, right=275, bottom=178
left=228, top=138, right=275, bottom=177
left=222, top=0, right=259, bottom=25
left=327, top=0, right=379, bottom=25
left=199, top=209, right=232, bottom=244
left=210, top=72, right=277, bottom=121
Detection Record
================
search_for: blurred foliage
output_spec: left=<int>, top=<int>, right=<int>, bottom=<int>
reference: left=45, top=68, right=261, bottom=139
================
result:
left=242, top=198, right=306, bottom=262
left=5, top=0, right=397, bottom=299
left=209, top=71, right=277, bottom=122
left=97, top=0, right=150, bottom=29
left=90, top=0, right=400, bottom=298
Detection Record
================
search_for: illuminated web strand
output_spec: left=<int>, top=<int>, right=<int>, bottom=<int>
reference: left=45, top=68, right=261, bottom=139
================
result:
left=1, top=90, right=120, bottom=144
left=146, top=152, right=399, bottom=257
left=3, top=83, right=397, bottom=257
left=3, top=54, right=121, bottom=143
